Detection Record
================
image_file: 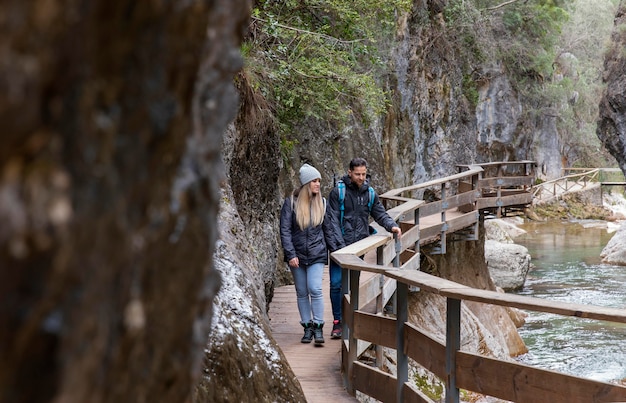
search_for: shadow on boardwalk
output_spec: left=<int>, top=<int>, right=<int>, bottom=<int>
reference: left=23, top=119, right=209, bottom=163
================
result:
left=270, top=268, right=358, bottom=403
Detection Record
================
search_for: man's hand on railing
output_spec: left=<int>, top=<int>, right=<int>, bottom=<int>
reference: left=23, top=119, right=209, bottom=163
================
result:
left=391, top=226, right=402, bottom=238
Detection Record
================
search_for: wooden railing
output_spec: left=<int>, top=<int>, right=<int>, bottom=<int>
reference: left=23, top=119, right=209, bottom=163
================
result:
left=330, top=161, right=626, bottom=403
left=533, top=167, right=626, bottom=203
left=458, top=161, right=535, bottom=217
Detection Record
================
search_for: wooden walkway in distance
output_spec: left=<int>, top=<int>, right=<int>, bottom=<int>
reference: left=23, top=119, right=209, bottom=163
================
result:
left=270, top=268, right=358, bottom=402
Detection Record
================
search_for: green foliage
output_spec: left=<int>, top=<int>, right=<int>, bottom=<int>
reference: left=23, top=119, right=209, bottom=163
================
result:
left=413, top=373, right=444, bottom=400
left=446, top=0, right=617, bottom=168
left=462, top=73, right=480, bottom=107
left=280, top=135, right=298, bottom=167
left=444, top=1, right=568, bottom=87
left=244, top=0, right=411, bottom=137
left=499, top=1, right=568, bottom=82
left=532, top=193, right=612, bottom=220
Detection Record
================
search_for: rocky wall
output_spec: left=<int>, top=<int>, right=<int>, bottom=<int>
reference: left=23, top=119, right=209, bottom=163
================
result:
left=597, top=0, right=626, bottom=175
left=0, top=1, right=249, bottom=402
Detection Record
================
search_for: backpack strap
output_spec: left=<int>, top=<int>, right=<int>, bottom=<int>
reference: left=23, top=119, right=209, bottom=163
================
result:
left=367, top=186, right=375, bottom=212
left=337, top=181, right=375, bottom=235
left=367, top=186, right=378, bottom=235
left=337, top=181, right=346, bottom=235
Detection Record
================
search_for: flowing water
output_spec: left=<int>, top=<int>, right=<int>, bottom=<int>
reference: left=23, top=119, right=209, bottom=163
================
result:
left=513, top=220, right=626, bottom=383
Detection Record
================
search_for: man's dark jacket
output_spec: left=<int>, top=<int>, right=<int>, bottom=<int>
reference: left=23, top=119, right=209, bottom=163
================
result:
left=327, top=174, right=397, bottom=249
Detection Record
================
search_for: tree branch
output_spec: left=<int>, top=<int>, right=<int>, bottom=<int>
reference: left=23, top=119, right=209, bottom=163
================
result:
left=486, top=0, right=523, bottom=11
left=250, top=15, right=364, bottom=45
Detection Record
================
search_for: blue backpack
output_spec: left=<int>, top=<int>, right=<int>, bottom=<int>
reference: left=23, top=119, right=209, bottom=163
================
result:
left=336, top=180, right=376, bottom=235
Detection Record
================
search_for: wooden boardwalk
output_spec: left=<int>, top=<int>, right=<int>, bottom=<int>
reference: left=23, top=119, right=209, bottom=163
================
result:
left=268, top=164, right=626, bottom=401
left=269, top=163, right=535, bottom=401
left=270, top=268, right=358, bottom=402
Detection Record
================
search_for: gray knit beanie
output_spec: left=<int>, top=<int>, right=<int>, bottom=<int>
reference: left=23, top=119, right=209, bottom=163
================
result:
left=299, top=163, right=321, bottom=186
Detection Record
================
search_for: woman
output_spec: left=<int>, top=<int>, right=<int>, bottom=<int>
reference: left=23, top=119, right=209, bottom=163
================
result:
left=280, top=163, right=339, bottom=345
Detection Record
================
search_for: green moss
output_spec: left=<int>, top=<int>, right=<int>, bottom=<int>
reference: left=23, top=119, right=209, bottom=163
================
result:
left=280, top=136, right=298, bottom=167
left=413, top=374, right=444, bottom=400
left=462, top=74, right=479, bottom=107
left=530, top=193, right=612, bottom=220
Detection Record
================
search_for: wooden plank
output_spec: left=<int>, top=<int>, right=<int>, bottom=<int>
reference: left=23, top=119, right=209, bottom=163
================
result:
left=381, top=277, right=396, bottom=309
left=400, top=224, right=420, bottom=250
left=403, top=382, right=437, bottom=403
left=419, top=222, right=444, bottom=241
left=332, top=253, right=392, bottom=274
left=381, top=240, right=398, bottom=266
left=439, top=286, right=626, bottom=323
left=353, top=311, right=396, bottom=348
left=500, top=192, right=533, bottom=205
left=478, top=175, right=534, bottom=188
left=380, top=167, right=484, bottom=198
left=445, top=211, right=478, bottom=233
left=418, top=200, right=444, bottom=218
left=483, top=189, right=531, bottom=198
left=382, top=269, right=466, bottom=294
left=269, top=270, right=358, bottom=403
left=358, top=273, right=383, bottom=310
left=457, top=182, right=475, bottom=213
left=417, top=192, right=479, bottom=219
left=401, top=249, right=420, bottom=271
left=384, top=270, right=626, bottom=323
left=380, top=195, right=414, bottom=203
left=458, top=160, right=535, bottom=169
left=476, top=193, right=533, bottom=209
left=404, top=322, right=447, bottom=380
left=385, top=199, right=424, bottom=221
left=476, top=197, right=499, bottom=209
left=352, top=361, right=397, bottom=403
left=336, top=234, right=391, bottom=256
left=453, top=188, right=479, bottom=206
left=456, top=351, right=626, bottom=403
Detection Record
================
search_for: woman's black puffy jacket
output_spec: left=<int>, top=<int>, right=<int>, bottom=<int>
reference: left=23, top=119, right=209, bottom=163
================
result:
left=280, top=195, right=343, bottom=266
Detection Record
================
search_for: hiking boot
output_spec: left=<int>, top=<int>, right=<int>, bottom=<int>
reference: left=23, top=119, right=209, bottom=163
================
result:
left=331, top=320, right=342, bottom=339
left=301, top=322, right=314, bottom=343
left=313, top=323, right=324, bottom=345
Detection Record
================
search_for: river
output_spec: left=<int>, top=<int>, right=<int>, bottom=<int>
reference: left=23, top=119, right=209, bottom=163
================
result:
left=513, top=219, right=626, bottom=383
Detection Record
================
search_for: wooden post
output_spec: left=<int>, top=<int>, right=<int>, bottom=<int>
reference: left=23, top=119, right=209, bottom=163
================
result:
left=414, top=208, right=420, bottom=257
left=393, top=232, right=401, bottom=268
left=347, top=269, right=360, bottom=396
left=396, top=282, right=408, bottom=403
left=440, top=183, right=447, bottom=253
left=446, top=298, right=461, bottom=403
left=472, top=172, right=479, bottom=240
left=341, top=266, right=349, bottom=340
left=375, top=245, right=384, bottom=368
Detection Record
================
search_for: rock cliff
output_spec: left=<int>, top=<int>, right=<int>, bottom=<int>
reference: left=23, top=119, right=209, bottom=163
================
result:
left=0, top=0, right=249, bottom=402
left=597, top=0, right=626, bottom=174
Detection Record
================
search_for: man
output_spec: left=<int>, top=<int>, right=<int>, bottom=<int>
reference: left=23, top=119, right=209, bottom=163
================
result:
left=326, top=157, right=402, bottom=338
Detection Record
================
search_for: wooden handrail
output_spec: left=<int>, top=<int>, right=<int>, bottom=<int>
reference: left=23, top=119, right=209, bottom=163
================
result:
left=380, top=166, right=484, bottom=198
left=331, top=161, right=626, bottom=403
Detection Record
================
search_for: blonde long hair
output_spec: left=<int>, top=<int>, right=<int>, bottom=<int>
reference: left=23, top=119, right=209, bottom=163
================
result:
left=294, top=184, right=325, bottom=230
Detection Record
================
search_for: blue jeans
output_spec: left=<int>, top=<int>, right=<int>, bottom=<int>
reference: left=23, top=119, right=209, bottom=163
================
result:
left=329, top=260, right=342, bottom=321
left=290, top=262, right=324, bottom=325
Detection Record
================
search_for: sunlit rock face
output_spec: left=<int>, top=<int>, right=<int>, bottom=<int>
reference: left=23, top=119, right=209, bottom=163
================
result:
left=601, top=222, right=626, bottom=265
left=0, top=0, right=247, bottom=401
left=412, top=224, right=528, bottom=358
left=597, top=1, right=626, bottom=174
left=195, top=184, right=305, bottom=402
